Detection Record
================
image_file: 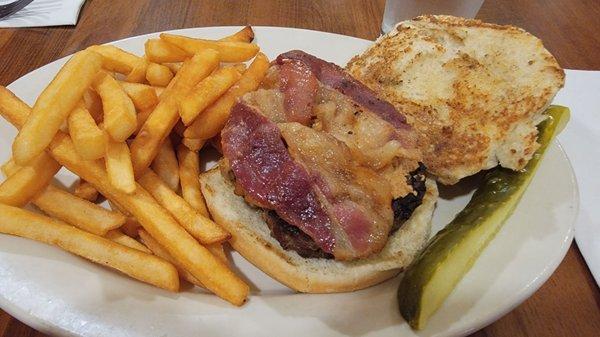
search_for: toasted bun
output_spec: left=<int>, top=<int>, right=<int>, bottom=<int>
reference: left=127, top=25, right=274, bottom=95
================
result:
left=347, top=15, right=565, bottom=184
left=199, top=167, right=438, bottom=293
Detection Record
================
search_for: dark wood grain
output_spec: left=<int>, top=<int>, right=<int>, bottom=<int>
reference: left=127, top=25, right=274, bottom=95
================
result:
left=0, top=1, right=599, bottom=336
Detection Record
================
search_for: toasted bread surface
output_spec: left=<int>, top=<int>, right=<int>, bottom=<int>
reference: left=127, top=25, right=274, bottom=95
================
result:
left=347, top=15, right=565, bottom=184
left=200, top=167, right=438, bottom=293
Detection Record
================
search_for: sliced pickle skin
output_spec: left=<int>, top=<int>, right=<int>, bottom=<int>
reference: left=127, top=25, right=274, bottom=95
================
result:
left=398, top=106, right=570, bottom=330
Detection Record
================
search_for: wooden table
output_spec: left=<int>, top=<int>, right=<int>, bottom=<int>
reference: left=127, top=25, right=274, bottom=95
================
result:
left=0, top=0, right=599, bottom=336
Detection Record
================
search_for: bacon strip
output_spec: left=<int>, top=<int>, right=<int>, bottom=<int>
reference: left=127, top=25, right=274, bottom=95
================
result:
left=279, top=60, right=318, bottom=125
left=276, top=50, right=411, bottom=130
left=221, top=103, right=335, bottom=254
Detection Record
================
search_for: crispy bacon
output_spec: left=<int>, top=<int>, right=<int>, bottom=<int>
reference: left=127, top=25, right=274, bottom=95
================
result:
left=221, top=103, right=335, bottom=254
left=279, top=60, right=318, bottom=125
left=276, top=50, right=411, bottom=130
left=279, top=123, right=393, bottom=259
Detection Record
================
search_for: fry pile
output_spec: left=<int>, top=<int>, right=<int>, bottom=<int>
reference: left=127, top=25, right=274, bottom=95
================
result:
left=0, top=26, right=268, bottom=306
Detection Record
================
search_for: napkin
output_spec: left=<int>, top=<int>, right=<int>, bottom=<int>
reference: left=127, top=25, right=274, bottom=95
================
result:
left=554, top=69, right=600, bottom=286
left=0, top=0, right=86, bottom=28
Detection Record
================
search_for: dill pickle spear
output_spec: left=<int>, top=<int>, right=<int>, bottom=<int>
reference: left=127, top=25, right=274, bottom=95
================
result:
left=398, top=106, right=570, bottom=330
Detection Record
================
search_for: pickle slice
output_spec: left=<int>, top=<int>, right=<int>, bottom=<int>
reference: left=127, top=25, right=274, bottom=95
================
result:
left=398, top=106, right=570, bottom=330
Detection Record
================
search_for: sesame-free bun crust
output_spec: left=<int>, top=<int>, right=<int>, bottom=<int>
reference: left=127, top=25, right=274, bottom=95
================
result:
left=347, top=15, right=565, bottom=184
left=200, top=167, right=438, bottom=293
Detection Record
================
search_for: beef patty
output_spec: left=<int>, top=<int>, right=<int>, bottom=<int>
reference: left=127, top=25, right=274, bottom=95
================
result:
left=266, top=164, right=427, bottom=259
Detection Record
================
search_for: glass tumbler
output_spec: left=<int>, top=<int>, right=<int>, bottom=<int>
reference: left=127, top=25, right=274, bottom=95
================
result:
left=382, top=0, right=485, bottom=33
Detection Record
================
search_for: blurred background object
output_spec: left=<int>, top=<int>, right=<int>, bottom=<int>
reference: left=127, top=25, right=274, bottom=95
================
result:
left=0, top=0, right=86, bottom=28
left=382, top=0, right=484, bottom=33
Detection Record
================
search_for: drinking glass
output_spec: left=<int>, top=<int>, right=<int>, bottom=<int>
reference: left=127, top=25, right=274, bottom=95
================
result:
left=382, top=0, right=485, bottom=33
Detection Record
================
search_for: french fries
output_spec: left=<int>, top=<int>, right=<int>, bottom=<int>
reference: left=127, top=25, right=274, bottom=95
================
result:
left=207, top=243, right=228, bottom=264
left=73, top=178, right=99, bottom=202
left=106, top=229, right=151, bottom=253
left=177, top=144, right=209, bottom=216
left=146, top=62, right=174, bottom=87
left=88, top=45, right=145, bottom=75
left=184, top=52, right=269, bottom=139
left=154, top=86, right=165, bottom=98
left=119, top=81, right=159, bottom=111
left=0, top=151, right=61, bottom=207
left=125, top=58, right=149, bottom=83
left=160, top=33, right=259, bottom=62
left=181, top=137, right=206, bottom=151
left=105, top=140, right=136, bottom=194
left=220, top=26, right=255, bottom=43
left=68, top=104, right=107, bottom=160
left=48, top=136, right=248, bottom=305
left=1, top=158, right=19, bottom=178
left=138, top=170, right=229, bottom=244
left=232, top=63, right=247, bottom=73
left=138, top=229, right=204, bottom=287
left=93, top=72, right=137, bottom=142
left=179, top=66, right=242, bottom=125
left=151, top=137, right=180, bottom=191
left=0, top=28, right=262, bottom=305
left=0, top=86, right=31, bottom=127
left=129, top=49, right=219, bottom=175
left=135, top=108, right=153, bottom=134
left=29, top=183, right=125, bottom=236
left=12, top=50, right=102, bottom=165
left=0, top=204, right=179, bottom=292
left=163, top=62, right=183, bottom=74
left=145, top=39, right=189, bottom=64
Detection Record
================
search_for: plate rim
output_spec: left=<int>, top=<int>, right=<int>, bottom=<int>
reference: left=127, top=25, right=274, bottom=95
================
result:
left=0, top=26, right=580, bottom=337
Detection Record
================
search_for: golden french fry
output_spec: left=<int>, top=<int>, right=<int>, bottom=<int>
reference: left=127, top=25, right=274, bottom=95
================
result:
left=1, top=158, right=19, bottom=178
left=0, top=204, right=179, bottom=292
left=0, top=86, right=30, bottom=127
left=88, top=45, right=144, bottom=75
left=129, top=49, right=219, bottom=175
left=153, top=86, right=165, bottom=98
left=12, top=50, right=102, bottom=165
left=118, top=81, right=159, bottom=111
left=146, top=62, right=174, bottom=87
left=138, top=170, right=229, bottom=244
left=125, top=58, right=149, bottom=83
left=179, top=66, right=242, bottom=125
left=94, top=72, right=137, bottom=142
left=1, top=94, right=248, bottom=305
left=232, top=63, right=247, bottom=73
left=0, top=152, right=61, bottom=207
left=151, top=137, right=179, bottom=191
left=138, top=229, right=204, bottom=287
left=207, top=243, right=228, bottom=264
left=184, top=52, right=269, bottom=139
left=82, top=89, right=103, bottom=123
left=160, top=33, right=259, bottom=63
left=68, top=105, right=107, bottom=160
left=108, top=199, right=130, bottom=215
left=106, top=229, right=151, bottom=253
left=145, top=39, right=189, bottom=63
left=163, top=62, right=183, bottom=74
left=73, top=179, right=99, bottom=202
left=105, top=140, right=136, bottom=194
left=220, top=26, right=255, bottom=43
left=181, top=137, right=206, bottom=151
left=16, top=175, right=125, bottom=236
left=135, top=108, right=153, bottom=135
left=177, top=144, right=209, bottom=216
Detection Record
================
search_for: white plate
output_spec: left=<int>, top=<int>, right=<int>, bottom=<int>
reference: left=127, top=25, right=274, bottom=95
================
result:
left=0, top=27, right=578, bottom=337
